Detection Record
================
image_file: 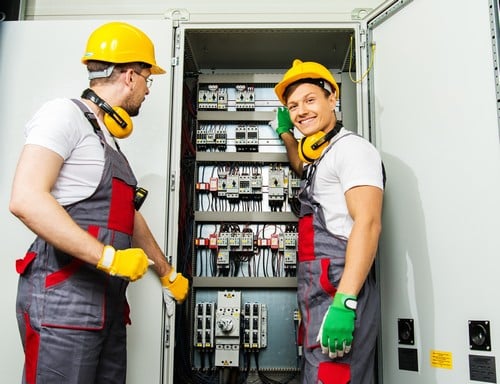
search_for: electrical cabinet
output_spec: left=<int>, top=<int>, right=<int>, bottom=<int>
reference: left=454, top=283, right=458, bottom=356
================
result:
left=185, top=73, right=303, bottom=382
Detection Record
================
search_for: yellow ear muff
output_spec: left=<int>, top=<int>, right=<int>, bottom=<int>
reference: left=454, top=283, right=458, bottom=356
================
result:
left=103, top=106, right=133, bottom=138
left=297, top=121, right=344, bottom=164
left=298, top=131, right=329, bottom=164
left=81, top=88, right=134, bottom=139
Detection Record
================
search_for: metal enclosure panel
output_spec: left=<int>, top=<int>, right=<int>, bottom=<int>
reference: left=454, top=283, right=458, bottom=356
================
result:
left=368, top=0, right=500, bottom=383
left=0, top=19, right=174, bottom=383
left=21, top=0, right=384, bottom=22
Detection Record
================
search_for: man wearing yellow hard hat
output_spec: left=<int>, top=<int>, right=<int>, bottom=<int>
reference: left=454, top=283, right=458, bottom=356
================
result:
left=10, top=22, right=188, bottom=383
left=273, top=59, right=385, bottom=384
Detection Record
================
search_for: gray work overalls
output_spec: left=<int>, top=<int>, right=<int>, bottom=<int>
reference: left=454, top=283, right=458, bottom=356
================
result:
left=297, top=136, right=380, bottom=384
left=15, top=100, right=137, bottom=384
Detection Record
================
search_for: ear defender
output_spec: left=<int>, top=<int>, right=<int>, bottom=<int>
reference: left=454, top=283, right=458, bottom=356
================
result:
left=297, top=121, right=344, bottom=163
left=298, top=131, right=330, bottom=163
left=81, top=88, right=133, bottom=138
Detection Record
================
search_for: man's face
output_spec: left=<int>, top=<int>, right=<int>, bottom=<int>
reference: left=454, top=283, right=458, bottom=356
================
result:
left=123, top=69, right=151, bottom=117
left=286, top=83, right=337, bottom=137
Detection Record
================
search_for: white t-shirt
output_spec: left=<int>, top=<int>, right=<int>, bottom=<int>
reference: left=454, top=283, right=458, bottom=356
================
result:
left=312, top=127, right=384, bottom=239
left=24, top=98, right=118, bottom=206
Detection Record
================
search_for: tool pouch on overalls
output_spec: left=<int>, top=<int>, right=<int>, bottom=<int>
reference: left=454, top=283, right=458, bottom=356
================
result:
left=318, top=361, right=351, bottom=384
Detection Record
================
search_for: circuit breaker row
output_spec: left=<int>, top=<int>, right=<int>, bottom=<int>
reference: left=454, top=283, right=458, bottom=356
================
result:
left=198, top=84, right=256, bottom=111
left=196, top=166, right=301, bottom=208
left=196, top=124, right=262, bottom=152
left=194, top=291, right=268, bottom=367
left=197, top=226, right=297, bottom=267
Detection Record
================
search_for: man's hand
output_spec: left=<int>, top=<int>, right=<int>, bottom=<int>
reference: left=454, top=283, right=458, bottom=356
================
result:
left=317, top=292, right=357, bottom=359
left=160, top=270, right=189, bottom=304
left=269, top=107, right=294, bottom=137
left=97, top=245, right=150, bottom=281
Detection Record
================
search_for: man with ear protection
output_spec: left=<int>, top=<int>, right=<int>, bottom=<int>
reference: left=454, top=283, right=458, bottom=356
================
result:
left=9, top=22, right=188, bottom=383
left=273, top=59, right=384, bottom=384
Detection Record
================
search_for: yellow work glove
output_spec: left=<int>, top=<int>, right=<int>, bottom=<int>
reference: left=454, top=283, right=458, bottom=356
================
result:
left=97, top=245, right=150, bottom=282
left=160, top=270, right=189, bottom=304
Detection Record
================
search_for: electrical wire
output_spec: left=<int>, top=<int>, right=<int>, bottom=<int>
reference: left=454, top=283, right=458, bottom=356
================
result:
left=348, top=34, right=376, bottom=84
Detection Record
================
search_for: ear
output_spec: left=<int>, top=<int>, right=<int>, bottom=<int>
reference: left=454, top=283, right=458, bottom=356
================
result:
left=328, top=91, right=337, bottom=110
left=123, top=68, right=135, bottom=87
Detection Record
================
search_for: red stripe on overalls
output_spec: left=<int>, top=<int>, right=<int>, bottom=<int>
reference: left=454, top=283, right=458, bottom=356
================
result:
left=44, top=225, right=100, bottom=289
left=16, top=251, right=36, bottom=274
left=45, top=259, right=84, bottom=288
left=23, top=312, right=40, bottom=384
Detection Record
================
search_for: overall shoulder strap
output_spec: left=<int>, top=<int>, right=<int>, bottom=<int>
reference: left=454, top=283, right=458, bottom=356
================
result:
left=71, top=99, right=121, bottom=151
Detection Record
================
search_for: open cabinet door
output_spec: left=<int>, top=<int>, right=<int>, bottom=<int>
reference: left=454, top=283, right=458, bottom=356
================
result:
left=367, top=0, right=500, bottom=383
left=0, top=19, right=175, bottom=383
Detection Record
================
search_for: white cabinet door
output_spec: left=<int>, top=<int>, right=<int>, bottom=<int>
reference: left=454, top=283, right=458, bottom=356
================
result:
left=0, top=19, right=174, bottom=383
left=368, top=1, right=500, bottom=383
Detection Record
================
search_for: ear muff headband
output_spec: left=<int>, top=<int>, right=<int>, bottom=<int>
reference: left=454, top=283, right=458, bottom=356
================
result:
left=81, top=88, right=133, bottom=138
left=298, top=121, right=343, bottom=164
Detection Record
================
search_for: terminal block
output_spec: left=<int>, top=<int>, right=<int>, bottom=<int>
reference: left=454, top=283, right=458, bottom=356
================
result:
left=198, top=85, right=218, bottom=110
left=246, top=125, right=259, bottom=152
left=269, top=167, right=286, bottom=208
left=239, top=173, right=252, bottom=200
left=194, top=302, right=215, bottom=350
left=205, top=128, right=216, bottom=148
left=196, top=126, right=207, bottom=151
left=288, top=170, right=302, bottom=199
left=235, top=125, right=247, bottom=150
left=217, top=171, right=228, bottom=198
left=215, top=291, right=241, bottom=367
left=217, top=232, right=230, bottom=270
left=235, top=85, right=255, bottom=111
left=241, top=229, right=254, bottom=252
left=235, top=125, right=259, bottom=152
left=242, top=302, right=268, bottom=350
left=226, top=174, right=240, bottom=201
left=283, top=230, right=298, bottom=274
left=215, top=126, right=227, bottom=151
left=251, top=170, right=263, bottom=200
left=217, top=88, right=228, bottom=110
left=229, top=231, right=242, bottom=252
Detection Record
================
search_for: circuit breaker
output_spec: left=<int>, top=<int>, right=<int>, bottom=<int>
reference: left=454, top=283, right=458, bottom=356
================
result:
left=215, top=291, right=241, bottom=367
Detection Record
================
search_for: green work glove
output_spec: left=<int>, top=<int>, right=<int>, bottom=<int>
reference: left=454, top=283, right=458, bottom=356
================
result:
left=270, top=106, right=294, bottom=137
left=160, top=270, right=189, bottom=304
left=316, top=292, right=357, bottom=359
left=97, top=245, right=150, bottom=282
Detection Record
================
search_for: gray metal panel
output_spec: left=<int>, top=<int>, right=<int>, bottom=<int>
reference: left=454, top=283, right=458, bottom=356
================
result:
left=369, top=0, right=500, bottom=383
left=195, top=289, right=299, bottom=370
left=196, top=152, right=289, bottom=163
left=193, top=276, right=298, bottom=288
left=0, top=19, right=174, bottom=384
left=195, top=211, right=298, bottom=223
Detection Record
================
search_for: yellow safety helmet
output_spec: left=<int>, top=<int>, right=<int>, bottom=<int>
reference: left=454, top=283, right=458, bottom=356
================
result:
left=81, top=22, right=166, bottom=75
left=274, top=59, right=339, bottom=105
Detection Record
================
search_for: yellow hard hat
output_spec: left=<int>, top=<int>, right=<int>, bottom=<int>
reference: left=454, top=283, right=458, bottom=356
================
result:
left=81, top=22, right=166, bottom=75
left=274, top=59, right=339, bottom=104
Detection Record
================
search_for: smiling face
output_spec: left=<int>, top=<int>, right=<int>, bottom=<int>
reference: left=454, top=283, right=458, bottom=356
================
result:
left=285, top=82, right=337, bottom=137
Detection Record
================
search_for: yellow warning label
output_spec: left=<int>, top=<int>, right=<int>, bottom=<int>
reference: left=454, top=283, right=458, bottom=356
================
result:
left=430, top=350, right=453, bottom=369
